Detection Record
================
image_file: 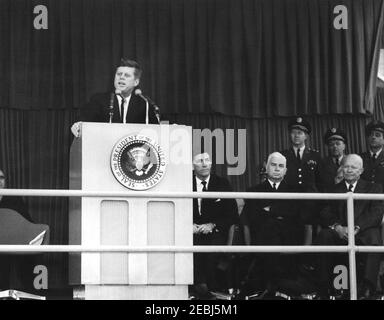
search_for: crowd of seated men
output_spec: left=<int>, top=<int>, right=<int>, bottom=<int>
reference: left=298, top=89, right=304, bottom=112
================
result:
left=191, top=119, right=384, bottom=300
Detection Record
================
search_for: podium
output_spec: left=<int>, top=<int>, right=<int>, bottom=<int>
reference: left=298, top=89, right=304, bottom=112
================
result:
left=69, top=123, right=193, bottom=300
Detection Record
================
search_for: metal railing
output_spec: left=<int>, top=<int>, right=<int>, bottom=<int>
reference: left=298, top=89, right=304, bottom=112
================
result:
left=1, top=189, right=383, bottom=300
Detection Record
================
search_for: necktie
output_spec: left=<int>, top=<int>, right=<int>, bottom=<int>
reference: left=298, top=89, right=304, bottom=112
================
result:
left=296, top=148, right=301, bottom=162
left=200, top=181, right=207, bottom=215
left=120, top=97, right=126, bottom=123
left=348, top=184, right=354, bottom=192
left=335, top=158, right=339, bottom=167
left=372, top=153, right=377, bottom=161
left=272, top=183, right=277, bottom=191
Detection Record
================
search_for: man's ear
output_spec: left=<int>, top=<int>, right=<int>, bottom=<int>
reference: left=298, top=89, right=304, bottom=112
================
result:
left=134, top=78, right=140, bottom=87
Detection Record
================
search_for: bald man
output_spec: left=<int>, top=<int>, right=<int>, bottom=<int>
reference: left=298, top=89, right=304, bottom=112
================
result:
left=316, top=154, right=384, bottom=299
left=241, top=152, right=306, bottom=293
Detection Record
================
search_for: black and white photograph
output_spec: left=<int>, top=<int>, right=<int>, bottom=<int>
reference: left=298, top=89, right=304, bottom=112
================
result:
left=1, top=0, right=384, bottom=304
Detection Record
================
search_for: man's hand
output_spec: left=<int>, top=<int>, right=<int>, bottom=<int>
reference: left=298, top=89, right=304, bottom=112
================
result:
left=193, top=223, right=200, bottom=234
left=199, top=223, right=216, bottom=234
left=71, top=122, right=82, bottom=138
left=335, top=225, right=348, bottom=240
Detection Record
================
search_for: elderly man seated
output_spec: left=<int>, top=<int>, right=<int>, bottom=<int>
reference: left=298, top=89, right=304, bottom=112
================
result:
left=0, top=168, right=36, bottom=291
left=316, top=154, right=384, bottom=299
left=241, top=152, right=307, bottom=296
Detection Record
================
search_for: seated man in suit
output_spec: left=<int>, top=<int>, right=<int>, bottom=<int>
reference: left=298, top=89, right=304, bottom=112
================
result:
left=192, top=152, right=238, bottom=298
left=71, top=58, right=158, bottom=137
left=241, top=152, right=305, bottom=294
left=0, top=168, right=35, bottom=290
left=316, top=154, right=384, bottom=299
left=0, top=169, right=33, bottom=222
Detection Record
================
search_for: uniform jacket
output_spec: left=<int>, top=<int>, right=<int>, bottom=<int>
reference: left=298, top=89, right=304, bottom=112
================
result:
left=360, top=151, right=384, bottom=190
left=281, top=147, right=321, bottom=192
left=318, top=156, right=342, bottom=192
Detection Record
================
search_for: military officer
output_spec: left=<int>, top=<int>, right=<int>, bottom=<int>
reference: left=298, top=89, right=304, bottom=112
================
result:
left=319, top=128, right=348, bottom=192
left=281, top=117, right=322, bottom=244
left=360, top=120, right=384, bottom=189
left=281, top=117, right=321, bottom=192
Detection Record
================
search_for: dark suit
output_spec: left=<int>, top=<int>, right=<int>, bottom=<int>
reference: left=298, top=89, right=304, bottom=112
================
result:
left=241, top=180, right=305, bottom=288
left=192, top=173, right=238, bottom=289
left=241, top=180, right=304, bottom=245
left=0, top=196, right=35, bottom=289
left=316, top=179, right=383, bottom=291
left=80, top=92, right=158, bottom=124
left=0, top=196, right=33, bottom=223
left=360, top=151, right=384, bottom=190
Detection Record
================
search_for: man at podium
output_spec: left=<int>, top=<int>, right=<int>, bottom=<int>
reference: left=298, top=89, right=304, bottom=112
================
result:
left=71, top=58, right=158, bottom=137
left=192, top=152, right=239, bottom=298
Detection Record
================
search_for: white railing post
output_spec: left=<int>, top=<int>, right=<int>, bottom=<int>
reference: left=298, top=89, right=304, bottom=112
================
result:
left=347, top=193, right=357, bottom=300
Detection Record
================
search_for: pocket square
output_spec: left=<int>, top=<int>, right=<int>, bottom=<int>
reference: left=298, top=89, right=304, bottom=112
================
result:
left=215, top=199, right=221, bottom=202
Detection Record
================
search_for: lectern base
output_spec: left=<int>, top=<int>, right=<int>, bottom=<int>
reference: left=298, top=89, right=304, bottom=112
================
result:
left=73, top=285, right=189, bottom=300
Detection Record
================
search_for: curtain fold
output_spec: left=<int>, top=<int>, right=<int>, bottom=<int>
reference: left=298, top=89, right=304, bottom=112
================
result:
left=0, top=0, right=383, bottom=117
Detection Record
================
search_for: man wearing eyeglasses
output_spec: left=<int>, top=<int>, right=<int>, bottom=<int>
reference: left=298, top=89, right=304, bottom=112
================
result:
left=316, top=154, right=383, bottom=299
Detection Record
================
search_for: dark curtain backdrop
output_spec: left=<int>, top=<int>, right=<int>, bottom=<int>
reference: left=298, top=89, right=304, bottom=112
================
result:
left=0, top=0, right=384, bottom=288
left=0, top=0, right=383, bottom=116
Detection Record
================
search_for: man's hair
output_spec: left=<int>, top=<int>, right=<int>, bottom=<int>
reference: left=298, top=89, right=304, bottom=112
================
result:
left=193, top=152, right=211, bottom=162
left=115, top=58, right=143, bottom=79
left=340, top=154, right=363, bottom=169
left=266, top=152, right=286, bottom=168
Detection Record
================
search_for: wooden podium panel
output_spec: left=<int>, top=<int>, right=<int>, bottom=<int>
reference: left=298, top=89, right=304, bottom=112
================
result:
left=69, top=123, right=193, bottom=299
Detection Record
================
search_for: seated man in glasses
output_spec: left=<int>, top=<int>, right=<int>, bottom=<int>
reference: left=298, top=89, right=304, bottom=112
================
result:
left=316, top=154, right=383, bottom=299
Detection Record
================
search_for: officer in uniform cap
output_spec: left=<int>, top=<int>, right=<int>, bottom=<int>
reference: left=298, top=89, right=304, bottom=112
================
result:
left=319, top=128, right=347, bottom=192
left=281, top=117, right=322, bottom=244
left=360, top=120, right=384, bottom=190
left=281, top=117, right=321, bottom=191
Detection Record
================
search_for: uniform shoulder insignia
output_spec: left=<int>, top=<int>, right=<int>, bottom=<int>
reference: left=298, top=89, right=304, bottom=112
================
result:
left=309, top=148, right=319, bottom=153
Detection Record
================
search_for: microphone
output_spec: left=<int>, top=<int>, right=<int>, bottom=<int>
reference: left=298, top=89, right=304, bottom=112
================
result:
left=134, top=89, right=160, bottom=124
left=153, top=105, right=161, bottom=124
left=108, top=90, right=121, bottom=123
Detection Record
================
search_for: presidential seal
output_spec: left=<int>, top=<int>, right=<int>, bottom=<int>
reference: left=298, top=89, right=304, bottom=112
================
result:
left=111, top=134, right=167, bottom=190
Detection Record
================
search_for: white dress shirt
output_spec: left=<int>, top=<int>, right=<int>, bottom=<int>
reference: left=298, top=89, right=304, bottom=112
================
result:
left=345, top=180, right=358, bottom=192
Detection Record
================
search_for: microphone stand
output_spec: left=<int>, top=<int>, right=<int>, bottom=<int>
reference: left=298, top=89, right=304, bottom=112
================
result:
left=108, top=92, right=115, bottom=123
left=145, top=99, right=149, bottom=125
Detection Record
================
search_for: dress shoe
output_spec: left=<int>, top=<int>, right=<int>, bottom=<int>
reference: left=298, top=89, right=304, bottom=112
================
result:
left=328, top=289, right=349, bottom=300
left=192, top=283, right=216, bottom=300
left=358, top=280, right=375, bottom=300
